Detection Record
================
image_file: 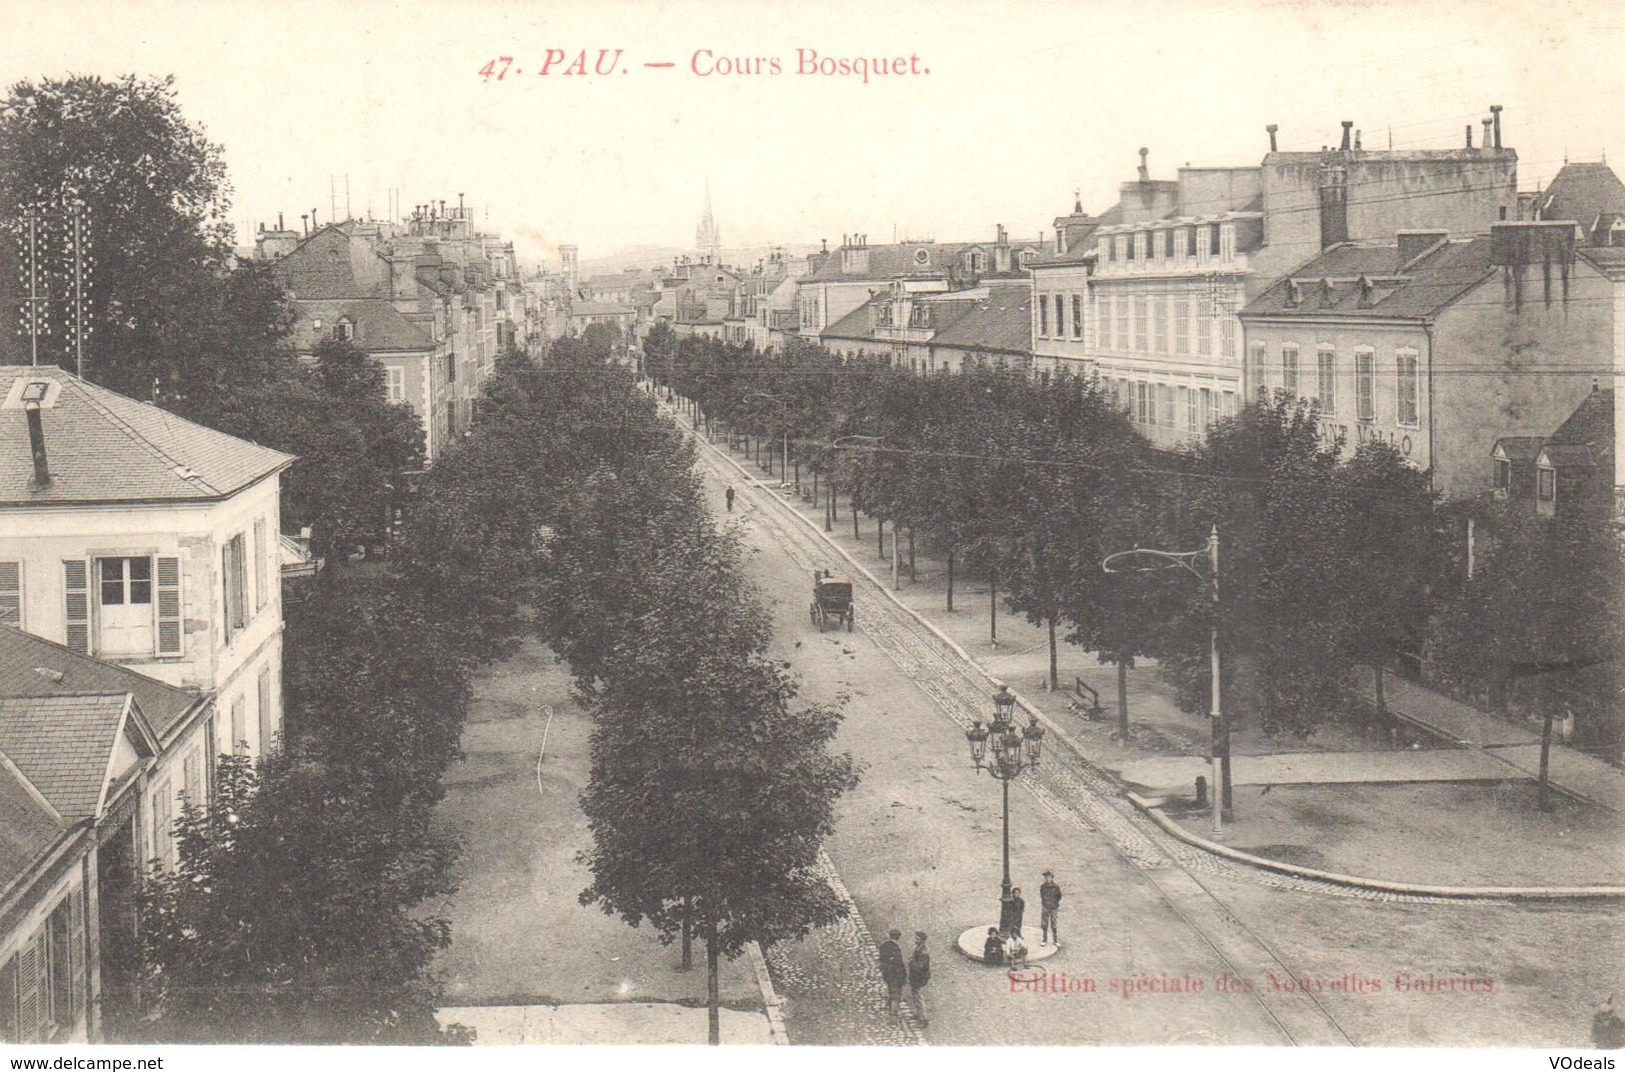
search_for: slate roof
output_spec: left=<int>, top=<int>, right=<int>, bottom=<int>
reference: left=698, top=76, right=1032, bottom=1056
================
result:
left=1538, top=163, right=1625, bottom=240
left=0, top=757, right=65, bottom=892
left=821, top=300, right=880, bottom=343
left=0, top=366, right=295, bottom=506
left=803, top=242, right=978, bottom=283
left=270, top=225, right=390, bottom=300
left=929, top=287, right=1034, bottom=354
left=291, top=298, right=435, bottom=353
left=0, top=624, right=203, bottom=741
left=0, top=693, right=134, bottom=820
left=571, top=302, right=634, bottom=317
left=1241, top=238, right=1496, bottom=320
left=1492, top=436, right=1545, bottom=463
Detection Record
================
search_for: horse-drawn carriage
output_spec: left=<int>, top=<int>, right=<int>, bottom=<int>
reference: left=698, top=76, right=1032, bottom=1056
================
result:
left=810, top=571, right=854, bottom=632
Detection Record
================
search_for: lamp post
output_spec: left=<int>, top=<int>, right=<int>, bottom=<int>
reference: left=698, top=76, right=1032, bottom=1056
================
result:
left=964, top=683, right=1045, bottom=934
left=1102, top=525, right=1227, bottom=833
left=744, top=392, right=790, bottom=485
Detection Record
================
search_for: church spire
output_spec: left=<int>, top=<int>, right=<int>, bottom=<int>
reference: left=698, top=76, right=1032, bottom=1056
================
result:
left=696, top=179, right=721, bottom=264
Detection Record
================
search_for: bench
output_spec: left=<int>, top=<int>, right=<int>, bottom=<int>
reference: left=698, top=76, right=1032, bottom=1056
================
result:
left=1065, top=676, right=1104, bottom=720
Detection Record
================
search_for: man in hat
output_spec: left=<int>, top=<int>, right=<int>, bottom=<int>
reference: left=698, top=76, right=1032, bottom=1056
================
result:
left=907, top=932, right=931, bottom=1027
left=1039, top=869, right=1063, bottom=945
left=878, top=929, right=908, bottom=1015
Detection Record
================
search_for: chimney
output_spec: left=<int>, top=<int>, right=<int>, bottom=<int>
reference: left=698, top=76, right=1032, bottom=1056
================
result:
left=1466, top=125, right=1474, bottom=149
left=1340, top=121, right=1353, bottom=151
left=312, top=207, right=319, bottom=229
left=1267, top=124, right=1278, bottom=152
left=1137, top=147, right=1149, bottom=181
left=821, top=238, right=827, bottom=253
left=24, top=397, right=50, bottom=488
left=1355, top=130, right=1362, bottom=150
left=278, top=211, right=284, bottom=231
left=1490, top=104, right=1503, bottom=148
left=1358, top=275, right=1376, bottom=308
left=459, top=192, right=465, bottom=218
left=300, top=213, right=308, bottom=235
left=1483, top=118, right=1493, bottom=149
left=1285, top=279, right=1302, bottom=308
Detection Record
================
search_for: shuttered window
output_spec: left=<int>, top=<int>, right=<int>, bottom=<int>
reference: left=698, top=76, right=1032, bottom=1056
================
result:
left=183, top=748, right=203, bottom=804
left=253, top=518, right=268, bottom=612
left=156, top=556, right=183, bottom=656
left=62, top=561, right=90, bottom=654
left=67, top=892, right=85, bottom=1027
left=222, top=535, right=246, bottom=641
left=46, top=902, right=70, bottom=1035
left=230, top=695, right=247, bottom=753
left=16, top=933, right=42, bottom=1041
left=0, top=562, right=19, bottom=627
left=257, top=668, right=274, bottom=752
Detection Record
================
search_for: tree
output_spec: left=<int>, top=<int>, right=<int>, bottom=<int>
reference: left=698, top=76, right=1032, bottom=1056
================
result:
left=0, top=75, right=237, bottom=395
left=131, top=753, right=464, bottom=1044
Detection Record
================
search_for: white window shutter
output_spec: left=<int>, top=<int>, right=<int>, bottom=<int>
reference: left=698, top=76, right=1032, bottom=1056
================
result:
left=16, top=934, right=40, bottom=1041
left=62, top=561, right=90, bottom=654
left=68, top=892, right=85, bottom=1025
left=156, top=556, right=183, bottom=656
left=0, top=562, right=20, bottom=627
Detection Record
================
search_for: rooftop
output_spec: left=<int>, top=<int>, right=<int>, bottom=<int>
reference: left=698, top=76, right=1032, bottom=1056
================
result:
left=928, top=286, right=1034, bottom=354
left=0, top=624, right=203, bottom=741
left=1241, top=237, right=1496, bottom=320
left=0, top=366, right=296, bottom=506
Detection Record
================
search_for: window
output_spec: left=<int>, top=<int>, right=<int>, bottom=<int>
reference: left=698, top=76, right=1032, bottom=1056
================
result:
left=1184, top=386, right=1196, bottom=433
left=1496, top=459, right=1511, bottom=490
left=1396, top=349, right=1419, bottom=427
left=1136, top=382, right=1149, bottom=424
left=1107, top=237, right=1118, bottom=264
left=45, top=901, right=71, bottom=1037
left=230, top=695, right=247, bottom=753
left=0, top=561, right=19, bottom=627
left=1175, top=298, right=1190, bottom=354
left=333, top=317, right=354, bottom=342
left=1054, top=295, right=1065, bottom=339
left=1125, top=234, right=1135, bottom=263
left=1199, top=387, right=1213, bottom=429
left=1186, top=226, right=1198, bottom=259
left=1282, top=344, right=1300, bottom=395
left=1219, top=305, right=1236, bottom=358
left=1145, top=383, right=1157, bottom=425
left=182, top=747, right=204, bottom=804
left=1160, top=384, right=1176, bottom=428
left=1153, top=296, right=1168, bottom=354
left=1538, top=466, right=1556, bottom=502
left=1197, top=305, right=1212, bottom=356
left=1317, top=346, right=1336, bottom=412
left=1071, top=295, right=1083, bottom=338
left=1248, top=343, right=1267, bottom=393
left=445, top=351, right=456, bottom=382
left=223, top=534, right=247, bottom=641
left=1220, top=224, right=1235, bottom=262
left=259, top=666, right=275, bottom=751
left=1134, top=295, right=1148, bottom=352
left=1114, top=295, right=1129, bottom=349
left=1038, top=296, right=1049, bottom=337
left=385, top=366, right=405, bottom=403
left=1210, top=224, right=1222, bottom=256
left=1355, top=348, right=1375, bottom=420
left=1164, top=229, right=1176, bottom=259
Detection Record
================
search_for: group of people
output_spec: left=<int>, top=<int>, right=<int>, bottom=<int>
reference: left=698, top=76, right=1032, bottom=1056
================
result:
left=983, top=869, right=1064, bottom=969
left=878, top=930, right=931, bottom=1027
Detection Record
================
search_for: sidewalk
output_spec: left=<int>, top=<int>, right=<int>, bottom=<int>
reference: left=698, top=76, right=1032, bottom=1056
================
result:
left=437, top=1003, right=773, bottom=1045
left=1364, top=673, right=1625, bottom=814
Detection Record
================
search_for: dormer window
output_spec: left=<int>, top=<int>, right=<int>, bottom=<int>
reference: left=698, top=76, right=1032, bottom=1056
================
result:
left=334, top=317, right=355, bottom=342
left=914, top=249, right=930, bottom=266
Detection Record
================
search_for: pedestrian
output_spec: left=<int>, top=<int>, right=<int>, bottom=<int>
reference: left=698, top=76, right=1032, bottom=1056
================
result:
left=1006, top=886, right=1025, bottom=938
left=1595, top=996, right=1625, bottom=1049
left=982, top=927, right=1005, bottom=965
left=1039, top=869, right=1062, bottom=945
left=1004, top=931, right=1029, bottom=971
left=907, top=931, right=931, bottom=1027
left=725, top=484, right=736, bottom=512
left=878, top=929, right=908, bottom=1015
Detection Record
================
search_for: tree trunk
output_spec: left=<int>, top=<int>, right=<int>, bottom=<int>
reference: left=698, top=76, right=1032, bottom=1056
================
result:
left=1374, top=665, right=1386, bottom=711
left=908, top=529, right=916, bottom=582
left=946, top=548, right=955, bottom=612
left=1538, top=688, right=1555, bottom=811
left=707, top=920, right=721, bottom=1045
left=990, top=565, right=998, bottom=646
left=681, top=900, right=693, bottom=970
left=1047, top=613, right=1059, bottom=691
left=877, top=517, right=885, bottom=559
left=853, top=505, right=860, bottom=540
left=1118, top=659, right=1130, bottom=736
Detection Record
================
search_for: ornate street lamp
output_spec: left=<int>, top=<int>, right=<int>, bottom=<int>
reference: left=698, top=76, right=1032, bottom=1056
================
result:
left=965, top=683, right=1045, bottom=936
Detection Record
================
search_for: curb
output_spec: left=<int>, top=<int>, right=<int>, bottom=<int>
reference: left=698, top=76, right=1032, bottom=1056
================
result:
left=1125, top=792, right=1625, bottom=901
left=743, top=941, right=789, bottom=1045
left=670, top=396, right=1625, bottom=905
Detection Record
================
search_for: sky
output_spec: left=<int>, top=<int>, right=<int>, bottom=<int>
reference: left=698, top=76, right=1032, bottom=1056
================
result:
left=4, top=0, right=1625, bottom=269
